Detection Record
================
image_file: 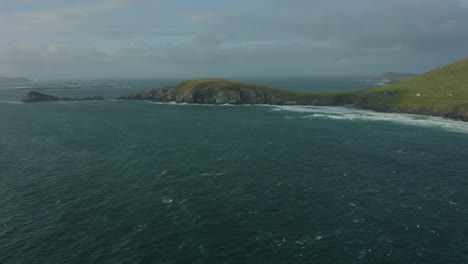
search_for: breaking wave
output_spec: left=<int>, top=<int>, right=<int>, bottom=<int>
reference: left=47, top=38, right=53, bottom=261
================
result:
left=273, top=105, right=468, bottom=133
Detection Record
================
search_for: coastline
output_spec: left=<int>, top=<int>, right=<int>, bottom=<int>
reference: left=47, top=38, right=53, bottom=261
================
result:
left=123, top=97, right=468, bottom=122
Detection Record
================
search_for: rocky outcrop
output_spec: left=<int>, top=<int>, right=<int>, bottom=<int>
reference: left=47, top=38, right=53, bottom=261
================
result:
left=120, top=84, right=374, bottom=107
left=20, top=91, right=104, bottom=103
left=120, top=85, right=285, bottom=104
left=21, top=91, right=59, bottom=102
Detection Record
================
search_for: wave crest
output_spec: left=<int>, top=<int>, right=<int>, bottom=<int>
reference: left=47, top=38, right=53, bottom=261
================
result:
left=273, top=105, right=468, bottom=133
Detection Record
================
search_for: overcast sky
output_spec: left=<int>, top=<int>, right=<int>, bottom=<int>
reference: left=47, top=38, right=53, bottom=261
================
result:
left=1, top=0, right=468, bottom=80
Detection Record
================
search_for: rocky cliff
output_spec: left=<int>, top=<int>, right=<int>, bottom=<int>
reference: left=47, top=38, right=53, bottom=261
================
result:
left=119, top=79, right=371, bottom=106
left=121, top=85, right=288, bottom=104
left=21, top=91, right=104, bottom=103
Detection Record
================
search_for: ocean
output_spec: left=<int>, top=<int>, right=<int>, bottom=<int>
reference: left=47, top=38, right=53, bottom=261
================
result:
left=1, top=77, right=467, bottom=263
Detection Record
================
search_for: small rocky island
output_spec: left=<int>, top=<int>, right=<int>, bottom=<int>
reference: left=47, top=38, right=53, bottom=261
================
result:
left=118, top=79, right=369, bottom=106
left=21, top=91, right=104, bottom=103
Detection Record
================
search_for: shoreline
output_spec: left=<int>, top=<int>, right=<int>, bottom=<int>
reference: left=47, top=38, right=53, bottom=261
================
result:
left=129, top=98, right=468, bottom=122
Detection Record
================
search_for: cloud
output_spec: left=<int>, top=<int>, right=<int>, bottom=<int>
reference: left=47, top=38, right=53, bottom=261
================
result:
left=0, top=0, right=467, bottom=78
left=0, top=0, right=138, bottom=38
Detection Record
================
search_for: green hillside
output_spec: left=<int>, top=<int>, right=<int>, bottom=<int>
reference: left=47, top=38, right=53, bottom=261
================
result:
left=172, top=78, right=304, bottom=96
left=356, top=58, right=468, bottom=112
left=178, top=58, right=468, bottom=111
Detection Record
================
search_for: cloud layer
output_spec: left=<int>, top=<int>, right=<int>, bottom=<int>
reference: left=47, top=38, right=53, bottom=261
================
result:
left=1, top=0, right=467, bottom=79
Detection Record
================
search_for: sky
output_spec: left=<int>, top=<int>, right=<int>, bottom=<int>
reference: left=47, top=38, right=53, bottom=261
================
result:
left=1, top=0, right=468, bottom=80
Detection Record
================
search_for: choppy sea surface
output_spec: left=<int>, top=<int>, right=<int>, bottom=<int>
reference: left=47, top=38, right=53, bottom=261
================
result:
left=1, top=78, right=467, bottom=263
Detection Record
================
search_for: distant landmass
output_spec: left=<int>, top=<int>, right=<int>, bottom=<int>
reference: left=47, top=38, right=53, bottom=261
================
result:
left=373, top=72, right=417, bottom=84
left=20, top=91, right=104, bottom=102
left=21, top=58, right=468, bottom=121
left=118, top=80, right=309, bottom=105
left=13, top=84, right=127, bottom=90
left=118, top=58, right=468, bottom=121
left=0, top=76, right=31, bottom=84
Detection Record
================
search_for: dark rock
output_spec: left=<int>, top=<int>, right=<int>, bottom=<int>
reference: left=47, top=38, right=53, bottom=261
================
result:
left=20, top=91, right=104, bottom=103
left=80, top=96, right=104, bottom=101
left=21, top=91, right=60, bottom=102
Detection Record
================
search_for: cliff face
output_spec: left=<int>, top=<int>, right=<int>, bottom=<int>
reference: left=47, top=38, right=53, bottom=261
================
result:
left=21, top=91, right=104, bottom=103
left=191, top=86, right=284, bottom=104
left=121, top=85, right=286, bottom=104
left=121, top=86, right=358, bottom=105
left=120, top=79, right=378, bottom=107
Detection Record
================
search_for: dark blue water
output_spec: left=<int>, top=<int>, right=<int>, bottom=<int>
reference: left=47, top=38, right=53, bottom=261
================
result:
left=1, top=78, right=467, bottom=263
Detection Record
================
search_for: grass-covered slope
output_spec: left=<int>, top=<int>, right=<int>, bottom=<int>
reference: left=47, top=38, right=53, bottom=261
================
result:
left=172, top=78, right=301, bottom=97
left=174, top=78, right=363, bottom=103
left=356, top=58, right=468, bottom=115
left=373, top=72, right=417, bottom=83
left=121, top=77, right=357, bottom=105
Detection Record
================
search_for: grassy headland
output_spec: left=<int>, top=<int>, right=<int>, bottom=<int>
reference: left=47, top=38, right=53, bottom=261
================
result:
left=353, top=58, right=468, bottom=118
left=120, top=58, right=468, bottom=120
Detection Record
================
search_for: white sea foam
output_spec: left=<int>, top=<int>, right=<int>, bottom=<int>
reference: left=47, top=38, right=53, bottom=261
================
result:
left=7, top=86, right=32, bottom=89
left=148, top=101, right=267, bottom=107
left=274, top=105, right=468, bottom=133
left=162, top=198, right=173, bottom=204
left=375, top=82, right=389, bottom=86
left=0, top=100, right=20, bottom=104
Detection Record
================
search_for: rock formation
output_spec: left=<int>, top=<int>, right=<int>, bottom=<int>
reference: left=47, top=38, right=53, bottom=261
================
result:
left=20, top=91, right=104, bottom=103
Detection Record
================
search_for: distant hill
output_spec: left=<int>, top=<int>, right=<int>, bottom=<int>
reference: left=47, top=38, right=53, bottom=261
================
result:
left=0, top=76, right=31, bottom=84
left=373, top=72, right=417, bottom=84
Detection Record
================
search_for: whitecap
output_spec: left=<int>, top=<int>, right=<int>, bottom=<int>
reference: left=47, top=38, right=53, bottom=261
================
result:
left=8, top=86, right=32, bottom=89
left=0, top=100, right=21, bottom=104
left=147, top=101, right=272, bottom=107
left=374, top=81, right=389, bottom=86
left=162, top=198, right=173, bottom=204
left=273, top=105, right=468, bottom=134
